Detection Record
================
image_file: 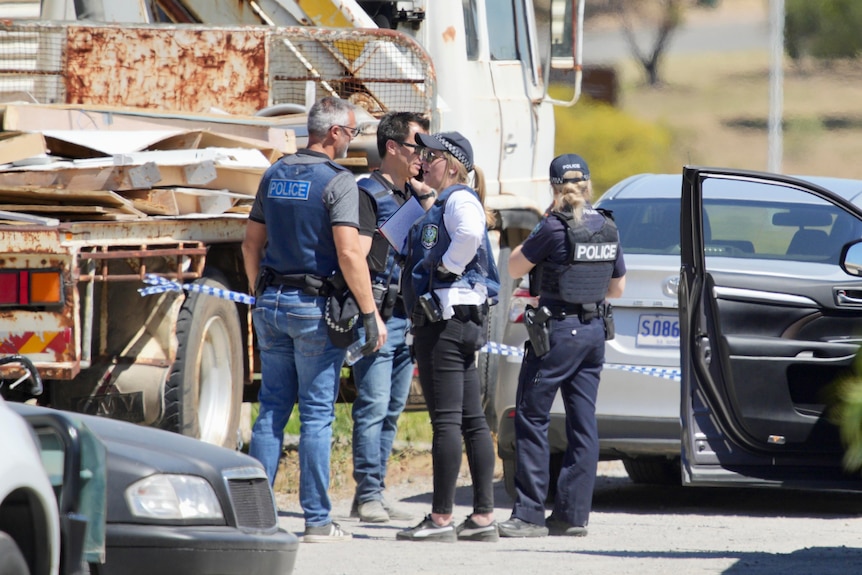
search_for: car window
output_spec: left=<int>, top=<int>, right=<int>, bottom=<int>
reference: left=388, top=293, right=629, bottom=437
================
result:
left=601, top=199, right=681, bottom=254
left=703, top=178, right=862, bottom=264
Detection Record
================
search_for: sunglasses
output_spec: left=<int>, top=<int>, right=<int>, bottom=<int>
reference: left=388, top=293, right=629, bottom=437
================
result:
left=419, top=148, right=445, bottom=163
left=337, top=125, right=361, bottom=139
left=396, top=140, right=420, bottom=151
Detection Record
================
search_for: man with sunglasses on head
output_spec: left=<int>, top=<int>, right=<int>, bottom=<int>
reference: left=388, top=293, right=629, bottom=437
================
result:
left=242, top=96, right=386, bottom=543
left=350, top=111, right=432, bottom=523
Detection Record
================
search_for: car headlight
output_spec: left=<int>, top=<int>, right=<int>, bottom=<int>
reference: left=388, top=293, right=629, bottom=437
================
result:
left=126, top=474, right=224, bottom=520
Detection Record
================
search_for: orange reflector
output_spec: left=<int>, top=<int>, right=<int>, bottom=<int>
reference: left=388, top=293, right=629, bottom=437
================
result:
left=29, top=271, right=62, bottom=304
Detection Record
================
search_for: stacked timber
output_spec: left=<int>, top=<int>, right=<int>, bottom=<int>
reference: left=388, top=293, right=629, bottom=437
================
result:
left=0, top=102, right=300, bottom=225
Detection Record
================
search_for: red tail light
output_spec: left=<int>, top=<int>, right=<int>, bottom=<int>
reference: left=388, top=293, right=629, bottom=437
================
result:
left=0, top=270, right=63, bottom=307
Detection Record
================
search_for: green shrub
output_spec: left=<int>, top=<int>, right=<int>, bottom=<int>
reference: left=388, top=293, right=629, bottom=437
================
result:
left=553, top=95, right=674, bottom=198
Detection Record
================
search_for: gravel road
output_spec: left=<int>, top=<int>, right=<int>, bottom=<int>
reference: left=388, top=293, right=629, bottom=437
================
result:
left=276, top=460, right=862, bottom=575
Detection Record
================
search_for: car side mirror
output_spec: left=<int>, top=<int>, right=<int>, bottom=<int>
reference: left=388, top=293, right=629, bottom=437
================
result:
left=840, top=240, right=862, bottom=276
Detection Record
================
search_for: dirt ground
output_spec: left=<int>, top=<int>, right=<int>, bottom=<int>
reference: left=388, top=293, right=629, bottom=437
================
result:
left=277, top=458, right=862, bottom=575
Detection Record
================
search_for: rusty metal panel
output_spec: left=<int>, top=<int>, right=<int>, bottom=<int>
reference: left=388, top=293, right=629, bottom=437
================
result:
left=0, top=22, right=436, bottom=119
left=64, top=25, right=269, bottom=116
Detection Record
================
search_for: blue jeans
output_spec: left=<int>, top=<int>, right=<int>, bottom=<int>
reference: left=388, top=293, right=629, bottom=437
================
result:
left=351, top=314, right=413, bottom=503
left=249, top=287, right=346, bottom=527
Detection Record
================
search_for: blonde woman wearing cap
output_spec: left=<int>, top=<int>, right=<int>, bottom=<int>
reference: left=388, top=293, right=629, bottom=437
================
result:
left=397, top=131, right=501, bottom=543
left=498, top=154, right=626, bottom=539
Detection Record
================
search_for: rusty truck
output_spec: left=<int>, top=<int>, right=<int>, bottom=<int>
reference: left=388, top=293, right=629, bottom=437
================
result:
left=0, top=0, right=584, bottom=446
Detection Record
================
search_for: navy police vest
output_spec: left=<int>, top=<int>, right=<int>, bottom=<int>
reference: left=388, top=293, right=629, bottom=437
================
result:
left=531, top=207, right=619, bottom=305
left=258, top=155, right=348, bottom=278
left=358, top=174, right=402, bottom=287
left=402, top=184, right=500, bottom=318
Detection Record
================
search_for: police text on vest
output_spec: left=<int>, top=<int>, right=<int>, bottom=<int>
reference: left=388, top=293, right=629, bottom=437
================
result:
left=573, top=242, right=618, bottom=261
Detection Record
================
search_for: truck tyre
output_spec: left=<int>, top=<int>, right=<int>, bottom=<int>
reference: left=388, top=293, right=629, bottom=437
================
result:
left=480, top=245, right=513, bottom=431
left=0, top=532, right=28, bottom=575
left=161, top=273, right=243, bottom=449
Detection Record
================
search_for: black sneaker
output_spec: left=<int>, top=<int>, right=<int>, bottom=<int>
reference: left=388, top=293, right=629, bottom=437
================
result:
left=546, top=515, right=588, bottom=537
left=497, top=517, right=549, bottom=538
left=456, top=517, right=499, bottom=542
left=396, top=514, right=457, bottom=542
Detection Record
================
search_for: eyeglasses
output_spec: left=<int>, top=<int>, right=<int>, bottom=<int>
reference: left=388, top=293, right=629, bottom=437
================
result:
left=419, top=148, right=445, bottom=163
left=337, top=125, right=361, bottom=139
left=396, top=141, right=420, bottom=151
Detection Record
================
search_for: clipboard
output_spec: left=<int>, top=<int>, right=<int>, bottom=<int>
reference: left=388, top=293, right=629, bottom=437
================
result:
left=378, top=196, right=425, bottom=255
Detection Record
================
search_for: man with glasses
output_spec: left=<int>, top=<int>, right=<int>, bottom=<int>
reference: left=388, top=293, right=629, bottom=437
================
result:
left=350, top=111, right=433, bottom=523
left=242, top=96, right=386, bottom=543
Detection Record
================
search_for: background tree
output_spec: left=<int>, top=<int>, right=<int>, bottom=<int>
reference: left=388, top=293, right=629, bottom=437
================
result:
left=611, top=0, right=685, bottom=86
left=785, top=0, right=862, bottom=64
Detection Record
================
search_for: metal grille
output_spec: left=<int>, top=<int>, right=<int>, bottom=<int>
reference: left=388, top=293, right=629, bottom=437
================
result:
left=0, top=22, right=435, bottom=118
left=0, top=23, right=67, bottom=105
left=227, top=475, right=278, bottom=530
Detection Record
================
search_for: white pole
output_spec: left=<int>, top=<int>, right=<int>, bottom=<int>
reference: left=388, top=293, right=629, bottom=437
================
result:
left=767, top=0, right=785, bottom=173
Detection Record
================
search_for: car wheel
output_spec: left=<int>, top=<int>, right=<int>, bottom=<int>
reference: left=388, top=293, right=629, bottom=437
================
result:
left=480, top=245, right=513, bottom=430
left=622, top=456, right=681, bottom=485
left=0, top=532, right=28, bottom=575
left=161, top=272, right=243, bottom=449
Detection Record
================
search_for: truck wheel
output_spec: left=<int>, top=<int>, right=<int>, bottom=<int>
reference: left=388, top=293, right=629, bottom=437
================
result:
left=161, top=273, right=243, bottom=449
left=480, top=245, right=513, bottom=431
left=0, top=532, right=28, bottom=575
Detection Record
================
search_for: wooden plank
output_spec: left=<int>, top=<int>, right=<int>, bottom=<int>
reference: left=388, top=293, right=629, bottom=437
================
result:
left=0, top=160, right=264, bottom=196
left=1, top=103, right=296, bottom=154
left=121, top=189, right=179, bottom=216
left=0, top=186, right=145, bottom=216
left=145, top=130, right=284, bottom=164
left=0, top=132, right=48, bottom=165
left=0, top=209, right=59, bottom=226
left=0, top=204, right=112, bottom=214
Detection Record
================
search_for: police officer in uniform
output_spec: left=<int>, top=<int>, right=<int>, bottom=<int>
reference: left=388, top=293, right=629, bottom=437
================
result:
left=350, top=111, right=431, bottom=523
left=242, top=96, right=386, bottom=543
left=396, top=131, right=501, bottom=543
left=498, top=154, right=626, bottom=538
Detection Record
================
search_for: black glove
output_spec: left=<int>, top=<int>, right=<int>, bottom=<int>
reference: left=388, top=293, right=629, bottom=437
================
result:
left=360, top=311, right=378, bottom=356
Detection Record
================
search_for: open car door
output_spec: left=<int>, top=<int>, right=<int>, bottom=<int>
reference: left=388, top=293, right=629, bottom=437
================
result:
left=679, top=166, right=862, bottom=490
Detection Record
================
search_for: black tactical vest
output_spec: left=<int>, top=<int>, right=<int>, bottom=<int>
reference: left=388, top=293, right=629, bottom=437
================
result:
left=530, top=208, right=619, bottom=304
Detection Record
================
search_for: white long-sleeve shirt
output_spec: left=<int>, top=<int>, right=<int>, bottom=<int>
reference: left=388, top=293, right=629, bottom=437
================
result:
left=434, top=189, right=489, bottom=318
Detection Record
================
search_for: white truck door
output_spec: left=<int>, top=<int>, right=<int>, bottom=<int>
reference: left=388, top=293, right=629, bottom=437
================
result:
left=484, top=0, right=543, bottom=199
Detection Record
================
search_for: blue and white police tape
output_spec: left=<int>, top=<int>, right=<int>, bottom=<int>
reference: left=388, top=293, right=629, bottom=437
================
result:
left=136, top=278, right=682, bottom=382
left=137, top=273, right=256, bottom=306
left=479, top=341, right=524, bottom=357
left=477, top=343, right=682, bottom=380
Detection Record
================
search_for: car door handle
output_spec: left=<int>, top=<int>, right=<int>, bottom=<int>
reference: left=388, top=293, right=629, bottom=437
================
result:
left=504, top=142, right=517, bottom=154
left=836, top=289, right=862, bottom=305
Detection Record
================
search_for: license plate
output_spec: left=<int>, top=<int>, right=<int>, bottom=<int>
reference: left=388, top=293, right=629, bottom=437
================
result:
left=636, top=314, right=680, bottom=347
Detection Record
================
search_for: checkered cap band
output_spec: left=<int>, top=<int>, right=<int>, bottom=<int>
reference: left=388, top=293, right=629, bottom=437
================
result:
left=434, top=133, right=473, bottom=171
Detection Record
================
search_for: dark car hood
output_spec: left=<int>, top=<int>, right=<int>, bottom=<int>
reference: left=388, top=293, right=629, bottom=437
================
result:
left=9, top=403, right=264, bottom=524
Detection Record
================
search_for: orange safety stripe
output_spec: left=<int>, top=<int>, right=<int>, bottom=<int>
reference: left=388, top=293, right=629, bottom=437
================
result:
left=0, top=330, right=70, bottom=356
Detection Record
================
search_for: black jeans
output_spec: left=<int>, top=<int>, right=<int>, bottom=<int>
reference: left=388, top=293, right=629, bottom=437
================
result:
left=413, top=317, right=495, bottom=516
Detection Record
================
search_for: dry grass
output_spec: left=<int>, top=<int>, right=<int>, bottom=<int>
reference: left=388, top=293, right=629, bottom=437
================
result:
left=619, top=49, right=862, bottom=178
